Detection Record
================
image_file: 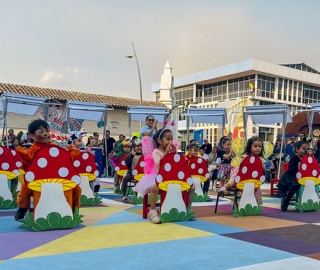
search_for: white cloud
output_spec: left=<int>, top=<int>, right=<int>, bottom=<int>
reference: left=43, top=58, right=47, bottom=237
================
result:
left=65, top=67, right=87, bottom=74
left=39, top=70, right=63, bottom=85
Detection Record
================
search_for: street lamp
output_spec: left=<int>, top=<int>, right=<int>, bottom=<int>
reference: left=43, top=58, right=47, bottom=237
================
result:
left=125, top=42, right=142, bottom=106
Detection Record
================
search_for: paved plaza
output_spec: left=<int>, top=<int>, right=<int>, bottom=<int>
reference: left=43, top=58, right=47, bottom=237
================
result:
left=1, top=180, right=320, bottom=269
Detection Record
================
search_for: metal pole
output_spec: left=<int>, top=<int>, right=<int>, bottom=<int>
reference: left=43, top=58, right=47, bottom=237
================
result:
left=131, top=42, right=142, bottom=107
left=103, top=109, right=108, bottom=178
left=278, top=111, right=286, bottom=177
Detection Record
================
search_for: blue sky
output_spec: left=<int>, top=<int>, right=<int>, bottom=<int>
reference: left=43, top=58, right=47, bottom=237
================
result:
left=0, top=0, right=319, bottom=101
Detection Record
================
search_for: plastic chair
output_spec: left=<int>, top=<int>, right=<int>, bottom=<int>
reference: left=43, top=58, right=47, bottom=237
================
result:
left=215, top=187, right=241, bottom=213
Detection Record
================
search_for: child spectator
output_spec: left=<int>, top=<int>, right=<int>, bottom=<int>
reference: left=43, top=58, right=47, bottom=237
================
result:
left=120, top=139, right=143, bottom=203
left=264, top=157, right=275, bottom=183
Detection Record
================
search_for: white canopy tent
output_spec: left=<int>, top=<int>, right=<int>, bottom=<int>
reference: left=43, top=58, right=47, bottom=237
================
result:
left=0, top=93, right=62, bottom=146
left=127, top=106, right=169, bottom=138
left=242, top=104, right=292, bottom=176
left=182, top=108, right=228, bottom=143
left=66, top=100, right=113, bottom=176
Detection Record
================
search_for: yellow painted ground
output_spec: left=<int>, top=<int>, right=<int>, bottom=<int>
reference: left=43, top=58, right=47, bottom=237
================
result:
left=14, top=222, right=213, bottom=259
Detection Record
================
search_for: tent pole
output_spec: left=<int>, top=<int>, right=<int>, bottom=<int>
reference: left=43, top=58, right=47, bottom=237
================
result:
left=128, top=113, right=132, bottom=140
left=278, top=111, right=286, bottom=177
left=3, top=98, right=8, bottom=147
left=243, top=111, right=247, bottom=140
left=186, top=115, right=190, bottom=144
left=103, top=109, right=108, bottom=178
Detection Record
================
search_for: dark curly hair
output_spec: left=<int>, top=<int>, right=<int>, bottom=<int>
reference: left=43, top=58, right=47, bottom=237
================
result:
left=28, top=119, right=49, bottom=134
left=244, top=137, right=264, bottom=157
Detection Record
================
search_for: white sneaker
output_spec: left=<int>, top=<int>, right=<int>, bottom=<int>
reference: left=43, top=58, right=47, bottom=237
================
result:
left=149, top=209, right=160, bottom=224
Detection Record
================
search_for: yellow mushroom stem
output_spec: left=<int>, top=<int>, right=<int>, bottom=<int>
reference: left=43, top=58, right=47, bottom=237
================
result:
left=191, top=174, right=207, bottom=183
left=27, top=178, right=77, bottom=192
left=158, top=180, right=191, bottom=192
left=79, top=173, right=96, bottom=181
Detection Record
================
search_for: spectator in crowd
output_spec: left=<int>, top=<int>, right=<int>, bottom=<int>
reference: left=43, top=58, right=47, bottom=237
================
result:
left=200, top=137, right=212, bottom=155
left=103, top=130, right=115, bottom=176
left=199, top=148, right=208, bottom=161
left=285, top=136, right=296, bottom=158
left=90, top=132, right=102, bottom=147
left=3, top=128, right=16, bottom=145
left=140, top=115, right=158, bottom=138
left=113, top=134, right=125, bottom=155
left=264, top=157, right=275, bottom=183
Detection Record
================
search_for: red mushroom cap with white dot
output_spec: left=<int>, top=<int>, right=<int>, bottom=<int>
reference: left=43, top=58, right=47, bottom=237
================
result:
left=0, top=146, right=19, bottom=179
left=132, top=155, right=145, bottom=181
left=115, top=154, right=128, bottom=177
left=296, top=155, right=320, bottom=185
left=188, top=157, right=210, bottom=182
left=25, top=145, right=81, bottom=192
left=156, top=153, right=193, bottom=191
left=73, top=152, right=99, bottom=181
left=11, top=149, right=25, bottom=176
left=234, top=155, right=265, bottom=189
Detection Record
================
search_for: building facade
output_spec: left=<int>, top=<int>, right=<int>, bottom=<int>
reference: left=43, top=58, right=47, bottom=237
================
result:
left=152, top=59, right=320, bottom=145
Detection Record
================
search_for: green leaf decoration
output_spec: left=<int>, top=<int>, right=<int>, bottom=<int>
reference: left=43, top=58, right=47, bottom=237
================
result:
left=169, top=208, right=179, bottom=221
left=193, top=192, right=211, bottom=202
left=80, top=194, right=102, bottom=206
left=0, top=196, right=17, bottom=209
left=19, top=207, right=83, bottom=231
left=126, top=187, right=135, bottom=196
left=160, top=212, right=170, bottom=223
left=160, top=207, right=194, bottom=223
left=131, top=193, right=143, bottom=205
left=114, top=188, right=121, bottom=194
left=233, top=203, right=263, bottom=217
left=296, top=199, right=320, bottom=212
left=12, top=191, right=19, bottom=200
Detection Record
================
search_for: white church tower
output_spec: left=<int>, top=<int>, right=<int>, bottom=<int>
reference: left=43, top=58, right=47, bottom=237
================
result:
left=158, top=61, right=178, bottom=139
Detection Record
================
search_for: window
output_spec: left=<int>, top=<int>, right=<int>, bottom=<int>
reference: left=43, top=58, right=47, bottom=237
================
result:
left=257, top=74, right=275, bottom=99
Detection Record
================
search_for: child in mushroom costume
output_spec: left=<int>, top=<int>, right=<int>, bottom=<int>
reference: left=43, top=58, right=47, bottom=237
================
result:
left=134, top=127, right=195, bottom=224
left=14, top=119, right=57, bottom=220
left=278, top=140, right=309, bottom=212
left=218, top=137, right=265, bottom=205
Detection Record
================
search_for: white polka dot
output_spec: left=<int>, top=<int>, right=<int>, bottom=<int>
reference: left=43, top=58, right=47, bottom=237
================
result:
left=37, top=158, right=47, bottom=168
left=86, top=166, right=92, bottom=172
left=205, top=173, right=210, bottom=178
left=132, top=169, right=137, bottom=175
left=0, top=148, right=3, bottom=154
left=250, top=156, right=255, bottom=163
left=174, top=154, right=180, bottom=162
left=242, top=166, right=247, bottom=174
left=58, top=167, right=69, bottom=177
left=25, top=171, right=35, bottom=182
left=2, top=163, right=9, bottom=170
left=302, top=164, right=307, bottom=170
left=140, top=161, right=145, bottom=168
left=187, top=178, right=193, bottom=185
left=312, top=170, right=318, bottom=177
left=296, top=172, right=301, bottom=179
left=308, top=157, right=313, bottom=163
left=73, top=160, right=80, bottom=167
left=11, top=150, right=16, bottom=156
left=16, top=161, right=22, bottom=168
left=49, top=147, right=59, bottom=157
left=121, top=160, right=126, bottom=165
left=252, top=171, right=258, bottom=178
left=82, top=153, right=89, bottom=160
left=94, top=170, right=99, bottom=176
left=197, top=158, right=203, bottom=164
left=71, top=175, right=81, bottom=184
left=13, top=169, right=19, bottom=176
left=178, top=171, right=184, bottom=179
left=164, top=163, right=171, bottom=172
left=115, top=166, right=119, bottom=172
left=191, top=163, right=196, bottom=169
left=156, top=174, right=163, bottom=183
left=260, top=176, right=265, bottom=182
left=198, top=168, right=203, bottom=174
left=235, top=176, right=240, bottom=183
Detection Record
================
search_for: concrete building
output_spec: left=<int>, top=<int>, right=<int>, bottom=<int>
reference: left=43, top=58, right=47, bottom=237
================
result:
left=0, top=82, right=165, bottom=138
left=152, top=59, right=320, bottom=145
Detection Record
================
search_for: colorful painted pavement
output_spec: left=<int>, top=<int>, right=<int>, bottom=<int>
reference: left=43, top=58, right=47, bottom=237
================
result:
left=1, top=181, right=320, bottom=269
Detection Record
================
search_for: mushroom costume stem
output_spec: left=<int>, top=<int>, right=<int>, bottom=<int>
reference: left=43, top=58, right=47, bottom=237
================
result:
left=161, top=184, right=186, bottom=214
left=0, top=174, right=12, bottom=201
left=301, top=180, right=318, bottom=204
left=239, top=182, right=257, bottom=209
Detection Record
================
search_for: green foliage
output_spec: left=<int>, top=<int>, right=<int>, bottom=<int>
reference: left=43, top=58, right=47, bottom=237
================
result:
left=233, top=203, right=263, bottom=218
left=0, top=196, right=17, bottom=209
left=126, top=187, right=135, bottom=196
left=192, top=192, right=211, bottom=202
left=114, top=187, right=121, bottom=194
left=160, top=206, right=195, bottom=223
left=80, top=194, right=102, bottom=206
left=19, top=207, right=83, bottom=231
left=295, top=199, right=320, bottom=212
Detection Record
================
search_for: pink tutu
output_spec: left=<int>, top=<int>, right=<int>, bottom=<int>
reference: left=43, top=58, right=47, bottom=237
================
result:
left=133, top=173, right=157, bottom=195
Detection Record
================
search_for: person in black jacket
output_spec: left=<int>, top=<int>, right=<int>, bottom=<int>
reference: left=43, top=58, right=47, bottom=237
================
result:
left=278, top=140, right=309, bottom=212
left=120, top=139, right=142, bottom=203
